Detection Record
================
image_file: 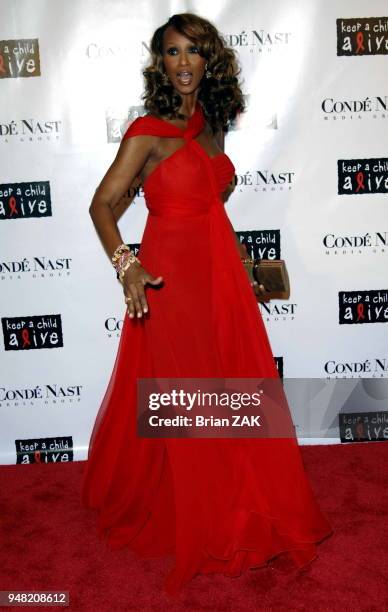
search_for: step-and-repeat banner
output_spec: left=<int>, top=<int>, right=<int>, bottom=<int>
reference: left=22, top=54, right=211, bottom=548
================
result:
left=1, top=0, right=387, bottom=464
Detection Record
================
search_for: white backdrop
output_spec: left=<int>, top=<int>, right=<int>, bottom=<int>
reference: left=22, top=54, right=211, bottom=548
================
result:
left=1, top=0, right=387, bottom=464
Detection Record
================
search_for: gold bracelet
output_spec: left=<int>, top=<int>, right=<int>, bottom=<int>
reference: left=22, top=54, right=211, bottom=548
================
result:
left=112, top=243, right=141, bottom=280
left=118, top=252, right=141, bottom=282
left=241, top=256, right=254, bottom=264
left=112, top=243, right=131, bottom=268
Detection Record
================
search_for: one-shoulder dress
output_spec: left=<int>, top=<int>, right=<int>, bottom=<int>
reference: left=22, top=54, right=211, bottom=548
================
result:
left=81, top=100, right=333, bottom=596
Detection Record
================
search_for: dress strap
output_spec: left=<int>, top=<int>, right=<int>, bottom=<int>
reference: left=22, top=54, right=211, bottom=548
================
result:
left=122, top=101, right=205, bottom=141
left=183, top=102, right=205, bottom=141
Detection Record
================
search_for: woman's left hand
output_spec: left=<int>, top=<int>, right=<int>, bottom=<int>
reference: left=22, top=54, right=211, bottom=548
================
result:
left=243, top=262, right=271, bottom=302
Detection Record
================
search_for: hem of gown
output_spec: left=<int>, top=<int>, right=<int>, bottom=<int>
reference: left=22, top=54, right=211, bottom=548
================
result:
left=84, top=501, right=333, bottom=598
left=163, top=527, right=334, bottom=597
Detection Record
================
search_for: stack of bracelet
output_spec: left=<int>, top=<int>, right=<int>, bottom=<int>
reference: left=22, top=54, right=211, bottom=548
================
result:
left=241, top=256, right=254, bottom=264
left=111, top=243, right=141, bottom=283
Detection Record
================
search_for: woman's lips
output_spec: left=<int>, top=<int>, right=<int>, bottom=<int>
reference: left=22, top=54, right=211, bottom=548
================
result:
left=176, top=71, right=193, bottom=85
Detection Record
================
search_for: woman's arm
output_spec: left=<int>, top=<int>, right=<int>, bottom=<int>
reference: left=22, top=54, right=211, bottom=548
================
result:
left=110, top=175, right=143, bottom=223
left=89, top=135, right=163, bottom=318
left=89, top=135, right=154, bottom=259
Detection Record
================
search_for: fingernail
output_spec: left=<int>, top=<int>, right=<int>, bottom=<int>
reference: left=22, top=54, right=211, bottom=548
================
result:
left=137, top=312, right=142, bottom=317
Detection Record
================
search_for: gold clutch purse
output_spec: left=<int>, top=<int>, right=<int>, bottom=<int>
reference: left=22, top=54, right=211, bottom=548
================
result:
left=252, top=259, right=290, bottom=300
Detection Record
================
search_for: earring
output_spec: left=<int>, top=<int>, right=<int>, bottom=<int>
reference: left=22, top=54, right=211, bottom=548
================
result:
left=162, top=70, right=170, bottom=84
left=205, top=63, right=212, bottom=78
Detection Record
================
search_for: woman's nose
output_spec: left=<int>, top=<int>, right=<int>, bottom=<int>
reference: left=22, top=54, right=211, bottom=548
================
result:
left=178, top=53, right=190, bottom=67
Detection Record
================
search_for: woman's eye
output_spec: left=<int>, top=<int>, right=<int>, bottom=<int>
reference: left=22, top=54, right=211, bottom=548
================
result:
left=165, top=46, right=199, bottom=55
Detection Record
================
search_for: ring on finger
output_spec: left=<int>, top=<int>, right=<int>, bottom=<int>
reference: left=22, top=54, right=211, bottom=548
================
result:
left=125, top=296, right=132, bottom=303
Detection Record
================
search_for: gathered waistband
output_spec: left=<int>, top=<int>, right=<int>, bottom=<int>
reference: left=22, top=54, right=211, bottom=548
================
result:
left=146, top=196, right=216, bottom=217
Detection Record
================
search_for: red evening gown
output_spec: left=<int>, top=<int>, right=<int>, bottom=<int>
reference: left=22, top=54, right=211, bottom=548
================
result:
left=81, top=100, right=333, bottom=596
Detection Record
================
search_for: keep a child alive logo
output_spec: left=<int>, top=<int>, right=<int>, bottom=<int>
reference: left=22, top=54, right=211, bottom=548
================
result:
left=337, top=18, right=388, bottom=56
left=0, top=39, right=40, bottom=78
left=339, top=290, right=388, bottom=324
left=16, top=436, right=73, bottom=464
left=337, top=159, right=388, bottom=195
left=0, top=182, right=52, bottom=220
left=1, top=314, right=64, bottom=350
left=339, top=412, right=388, bottom=443
left=236, top=230, right=281, bottom=260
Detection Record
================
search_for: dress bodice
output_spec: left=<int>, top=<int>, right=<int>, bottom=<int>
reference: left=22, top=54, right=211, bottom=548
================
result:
left=122, top=101, right=235, bottom=216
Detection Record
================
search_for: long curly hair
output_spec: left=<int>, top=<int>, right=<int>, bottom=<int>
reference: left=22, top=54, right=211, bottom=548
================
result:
left=141, top=13, right=245, bottom=134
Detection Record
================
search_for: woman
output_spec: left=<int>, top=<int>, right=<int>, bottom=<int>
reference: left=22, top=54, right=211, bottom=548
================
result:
left=81, top=12, right=333, bottom=597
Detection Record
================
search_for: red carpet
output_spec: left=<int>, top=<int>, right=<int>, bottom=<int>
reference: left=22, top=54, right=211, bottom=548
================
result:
left=1, top=442, right=387, bottom=611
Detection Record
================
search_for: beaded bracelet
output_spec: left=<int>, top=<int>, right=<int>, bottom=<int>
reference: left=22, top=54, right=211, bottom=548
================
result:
left=111, top=243, right=130, bottom=268
left=111, top=243, right=141, bottom=281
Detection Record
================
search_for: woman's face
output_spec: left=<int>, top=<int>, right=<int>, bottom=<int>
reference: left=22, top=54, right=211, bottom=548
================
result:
left=162, top=26, right=207, bottom=95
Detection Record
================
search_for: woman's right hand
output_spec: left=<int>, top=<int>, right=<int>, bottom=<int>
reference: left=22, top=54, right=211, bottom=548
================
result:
left=121, top=262, right=163, bottom=318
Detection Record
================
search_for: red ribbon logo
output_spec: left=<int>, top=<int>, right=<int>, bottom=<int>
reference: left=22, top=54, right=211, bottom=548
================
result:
left=355, top=422, right=364, bottom=440
left=9, top=197, right=18, bottom=216
left=21, top=328, right=31, bottom=347
left=355, top=171, right=365, bottom=192
left=356, top=303, right=365, bottom=321
left=356, top=32, right=365, bottom=53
